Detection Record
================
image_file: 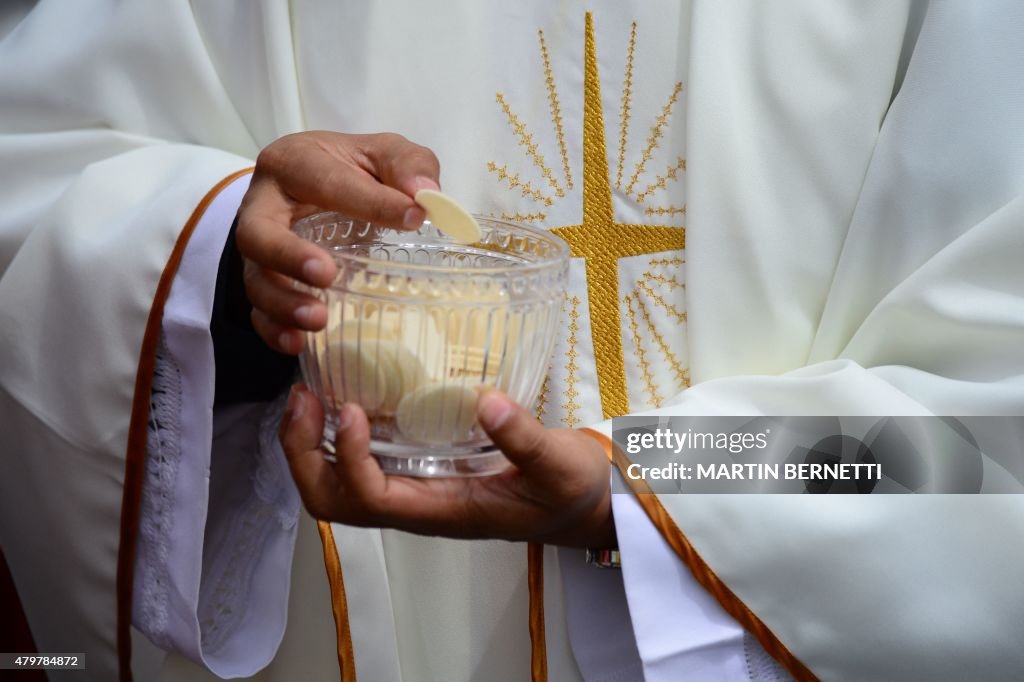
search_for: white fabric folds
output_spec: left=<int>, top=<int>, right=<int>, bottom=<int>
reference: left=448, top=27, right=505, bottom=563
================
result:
left=598, top=3, right=1024, bottom=680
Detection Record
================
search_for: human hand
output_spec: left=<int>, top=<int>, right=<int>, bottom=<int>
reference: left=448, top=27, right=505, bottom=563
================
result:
left=236, top=131, right=440, bottom=354
left=279, top=385, right=616, bottom=549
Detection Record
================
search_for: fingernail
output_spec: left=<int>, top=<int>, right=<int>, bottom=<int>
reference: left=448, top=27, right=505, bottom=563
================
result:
left=477, top=391, right=513, bottom=430
left=337, top=403, right=355, bottom=431
left=402, top=207, right=425, bottom=230
left=411, top=175, right=440, bottom=192
left=303, top=258, right=326, bottom=283
left=285, top=385, right=305, bottom=421
left=295, top=304, right=314, bottom=326
left=278, top=332, right=296, bottom=352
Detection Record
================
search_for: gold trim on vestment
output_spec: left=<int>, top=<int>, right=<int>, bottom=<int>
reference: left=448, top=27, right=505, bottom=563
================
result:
left=528, top=543, right=548, bottom=682
left=317, top=522, right=357, bottom=681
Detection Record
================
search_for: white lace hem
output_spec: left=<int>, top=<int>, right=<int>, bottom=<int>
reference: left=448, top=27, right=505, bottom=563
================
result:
left=198, top=392, right=299, bottom=655
left=135, top=336, right=300, bottom=673
left=135, top=334, right=184, bottom=652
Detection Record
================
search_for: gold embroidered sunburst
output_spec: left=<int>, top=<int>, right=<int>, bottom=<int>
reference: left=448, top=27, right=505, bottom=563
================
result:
left=490, top=13, right=687, bottom=420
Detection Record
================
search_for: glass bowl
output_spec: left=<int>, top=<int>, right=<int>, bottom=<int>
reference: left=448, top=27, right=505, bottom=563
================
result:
left=294, top=212, right=570, bottom=477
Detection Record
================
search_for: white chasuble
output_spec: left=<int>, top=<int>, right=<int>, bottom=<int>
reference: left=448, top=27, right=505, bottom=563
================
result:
left=3, top=1, right=1023, bottom=681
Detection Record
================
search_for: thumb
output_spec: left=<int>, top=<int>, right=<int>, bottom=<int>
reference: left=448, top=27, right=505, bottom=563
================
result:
left=279, top=384, right=340, bottom=519
left=477, top=390, right=553, bottom=476
left=280, top=384, right=325, bottom=458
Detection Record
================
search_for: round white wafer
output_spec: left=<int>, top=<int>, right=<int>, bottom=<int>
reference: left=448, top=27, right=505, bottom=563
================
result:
left=414, top=189, right=482, bottom=244
left=324, top=340, right=391, bottom=413
left=393, top=345, right=427, bottom=403
left=372, top=345, right=404, bottom=414
left=377, top=343, right=427, bottom=412
left=395, top=383, right=479, bottom=443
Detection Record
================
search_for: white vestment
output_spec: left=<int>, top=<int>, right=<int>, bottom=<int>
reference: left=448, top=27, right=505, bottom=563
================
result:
left=2, top=1, right=1023, bottom=681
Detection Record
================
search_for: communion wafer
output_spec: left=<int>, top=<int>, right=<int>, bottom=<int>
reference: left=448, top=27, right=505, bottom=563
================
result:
left=391, top=345, right=427, bottom=407
left=371, top=344, right=404, bottom=414
left=377, top=343, right=427, bottom=412
left=395, top=383, right=479, bottom=443
left=414, top=189, right=482, bottom=244
left=326, top=340, right=392, bottom=413
left=324, top=319, right=428, bottom=413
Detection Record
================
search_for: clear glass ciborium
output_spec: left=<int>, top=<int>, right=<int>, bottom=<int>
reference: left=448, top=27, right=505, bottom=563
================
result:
left=294, top=212, right=569, bottom=477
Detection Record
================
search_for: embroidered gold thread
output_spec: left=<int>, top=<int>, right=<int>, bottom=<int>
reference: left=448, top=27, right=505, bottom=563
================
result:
left=535, top=375, right=551, bottom=421
left=615, top=22, right=637, bottom=190
left=561, top=295, right=582, bottom=427
left=488, top=15, right=687, bottom=418
left=538, top=30, right=573, bottom=192
left=500, top=211, right=547, bottom=223
left=549, top=13, right=685, bottom=419
left=495, top=93, right=566, bottom=198
left=634, top=293, right=690, bottom=389
left=487, top=161, right=554, bottom=206
left=645, top=271, right=685, bottom=288
left=644, top=270, right=686, bottom=299
left=635, top=157, right=686, bottom=205
left=624, top=293, right=663, bottom=406
left=647, top=256, right=685, bottom=268
left=637, top=279, right=687, bottom=324
left=625, top=82, right=684, bottom=198
left=645, top=204, right=687, bottom=217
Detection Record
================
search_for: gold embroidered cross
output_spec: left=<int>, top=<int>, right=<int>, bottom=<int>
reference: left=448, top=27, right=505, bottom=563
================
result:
left=550, top=13, right=685, bottom=419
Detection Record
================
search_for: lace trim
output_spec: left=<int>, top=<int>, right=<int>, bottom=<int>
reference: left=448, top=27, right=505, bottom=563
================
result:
left=744, top=631, right=793, bottom=681
left=134, top=334, right=183, bottom=651
left=198, top=392, right=299, bottom=655
left=197, top=495, right=278, bottom=654
left=137, top=334, right=300, bottom=658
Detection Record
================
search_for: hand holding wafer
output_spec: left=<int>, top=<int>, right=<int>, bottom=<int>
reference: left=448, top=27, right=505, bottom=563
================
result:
left=236, top=131, right=441, bottom=354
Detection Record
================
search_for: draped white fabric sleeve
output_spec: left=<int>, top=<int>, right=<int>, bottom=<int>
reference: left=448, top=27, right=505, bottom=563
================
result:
left=557, top=494, right=760, bottom=682
left=0, top=4, right=264, bottom=678
left=613, top=488, right=759, bottom=682
left=572, top=3, right=1024, bottom=680
left=558, top=459, right=765, bottom=681
left=133, top=172, right=304, bottom=678
left=560, top=437, right=773, bottom=682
